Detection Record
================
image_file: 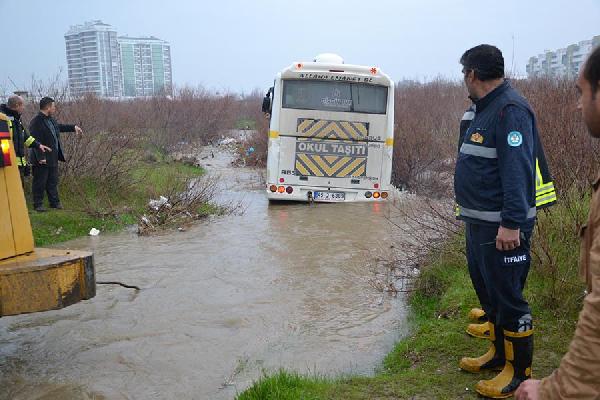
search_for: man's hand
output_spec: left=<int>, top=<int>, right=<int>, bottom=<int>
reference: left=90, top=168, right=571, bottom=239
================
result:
left=496, top=225, right=520, bottom=251
left=39, top=144, right=52, bottom=153
left=74, top=125, right=83, bottom=135
left=515, top=379, right=540, bottom=400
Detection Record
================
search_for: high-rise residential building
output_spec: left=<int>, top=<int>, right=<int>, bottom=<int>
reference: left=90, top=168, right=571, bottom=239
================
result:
left=65, top=21, right=172, bottom=98
left=64, top=20, right=123, bottom=97
left=118, top=36, right=173, bottom=97
left=526, top=35, right=600, bottom=78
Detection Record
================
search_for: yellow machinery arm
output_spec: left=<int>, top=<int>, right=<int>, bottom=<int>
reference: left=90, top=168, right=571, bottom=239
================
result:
left=0, top=112, right=95, bottom=317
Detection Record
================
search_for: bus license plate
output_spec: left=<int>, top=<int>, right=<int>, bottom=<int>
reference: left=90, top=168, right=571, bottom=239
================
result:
left=314, top=191, right=345, bottom=202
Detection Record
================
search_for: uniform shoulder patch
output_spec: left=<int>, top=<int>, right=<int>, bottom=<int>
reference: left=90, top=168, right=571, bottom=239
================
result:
left=470, top=132, right=484, bottom=143
left=507, top=131, right=523, bottom=147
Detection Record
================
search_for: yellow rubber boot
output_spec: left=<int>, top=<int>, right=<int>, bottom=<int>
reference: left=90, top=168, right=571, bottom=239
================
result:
left=475, top=329, right=533, bottom=399
left=466, top=321, right=492, bottom=339
left=468, top=307, right=487, bottom=322
left=459, top=324, right=505, bottom=373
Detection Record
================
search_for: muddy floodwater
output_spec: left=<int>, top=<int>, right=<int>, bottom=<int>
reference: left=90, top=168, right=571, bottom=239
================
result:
left=0, top=149, right=413, bottom=400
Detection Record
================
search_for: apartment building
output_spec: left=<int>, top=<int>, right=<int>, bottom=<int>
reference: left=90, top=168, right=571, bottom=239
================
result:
left=527, top=35, right=600, bottom=78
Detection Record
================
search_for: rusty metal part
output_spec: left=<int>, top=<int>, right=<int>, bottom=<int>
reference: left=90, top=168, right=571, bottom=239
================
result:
left=0, top=248, right=95, bottom=317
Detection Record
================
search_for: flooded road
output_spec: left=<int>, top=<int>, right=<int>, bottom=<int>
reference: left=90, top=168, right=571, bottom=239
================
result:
left=0, top=149, right=411, bottom=400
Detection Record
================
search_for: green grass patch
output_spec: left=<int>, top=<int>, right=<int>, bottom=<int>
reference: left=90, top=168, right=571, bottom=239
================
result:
left=237, top=370, right=333, bottom=400
left=237, top=201, right=583, bottom=399
left=132, top=160, right=205, bottom=208
left=28, top=160, right=206, bottom=246
left=29, top=208, right=136, bottom=246
left=235, top=118, right=257, bottom=130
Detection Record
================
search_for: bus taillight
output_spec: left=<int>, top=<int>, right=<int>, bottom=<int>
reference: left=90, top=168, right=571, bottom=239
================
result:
left=277, top=186, right=285, bottom=193
left=373, top=192, right=381, bottom=199
left=279, top=177, right=285, bottom=183
left=269, top=185, right=277, bottom=192
left=381, top=192, right=389, bottom=199
left=365, top=191, right=372, bottom=199
left=286, top=186, right=293, bottom=194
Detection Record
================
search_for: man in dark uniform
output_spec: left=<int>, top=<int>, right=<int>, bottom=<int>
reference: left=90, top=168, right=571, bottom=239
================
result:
left=29, top=97, right=82, bottom=212
left=454, top=45, right=542, bottom=398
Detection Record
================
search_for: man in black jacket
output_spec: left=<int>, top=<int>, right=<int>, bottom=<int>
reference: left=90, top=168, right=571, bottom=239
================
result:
left=29, top=97, right=82, bottom=211
left=0, top=96, right=51, bottom=184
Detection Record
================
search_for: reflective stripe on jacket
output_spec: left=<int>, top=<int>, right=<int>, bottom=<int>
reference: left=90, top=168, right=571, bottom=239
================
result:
left=535, top=139, right=557, bottom=208
left=0, top=104, right=40, bottom=160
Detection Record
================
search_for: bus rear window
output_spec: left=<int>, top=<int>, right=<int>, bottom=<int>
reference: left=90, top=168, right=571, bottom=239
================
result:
left=282, top=80, right=388, bottom=114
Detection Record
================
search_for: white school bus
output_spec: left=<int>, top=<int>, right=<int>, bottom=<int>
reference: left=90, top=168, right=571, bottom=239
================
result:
left=263, top=54, right=394, bottom=202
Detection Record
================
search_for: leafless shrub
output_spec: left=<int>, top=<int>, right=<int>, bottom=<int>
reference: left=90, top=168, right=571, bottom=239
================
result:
left=53, top=95, right=145, bottom=212
left=19, top=75, right=245, bottom=215
left=139, top=174, right=217, bottom=234
left=151, top=86, right=239, bottom=149
left=27, top=70, right=70, bottom=102
left=528, top=189, right=589, bottom=313
left=235, top=91, right=268, bottom=167
left=511, top=78, right=596, bottom=311
left=364, top=193, right=462, bottom=298
left=392, top=79, right=468, bottom=195
left=138, top=171, right=246, bottom=235
left=367, top=254, right=417, bottom=297
left=514, top=78, right=600, bottom=193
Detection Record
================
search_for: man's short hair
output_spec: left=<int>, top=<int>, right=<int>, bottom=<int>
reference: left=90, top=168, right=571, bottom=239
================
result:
left=7, top=95, right=23, bottom=109
left=460, top=44, right=505, bottom=81
left=39, top=96, right=55, bottom=110
left=583, top=46, right=600, bottom=97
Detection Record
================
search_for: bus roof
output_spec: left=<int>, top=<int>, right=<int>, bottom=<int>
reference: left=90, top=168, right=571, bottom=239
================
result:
left=279, top=60, right=393, bottom=87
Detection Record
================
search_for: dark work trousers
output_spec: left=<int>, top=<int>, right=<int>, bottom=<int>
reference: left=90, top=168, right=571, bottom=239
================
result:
left=32, top=165, right=60, bottom=208
left=18, top=166, right=25, bottom=189
left=465, top=222, right=532, bottom=331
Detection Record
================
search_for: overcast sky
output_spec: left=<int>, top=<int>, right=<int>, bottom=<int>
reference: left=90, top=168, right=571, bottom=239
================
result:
left=1, top=0, right=599, bottom=94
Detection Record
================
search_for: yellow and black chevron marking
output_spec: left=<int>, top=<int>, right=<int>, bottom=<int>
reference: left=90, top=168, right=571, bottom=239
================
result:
left=297, top=118, right=369, bottom=141
left=294, top=139, right=367, bottom=178
left=295, top=154, right=367, bottom=178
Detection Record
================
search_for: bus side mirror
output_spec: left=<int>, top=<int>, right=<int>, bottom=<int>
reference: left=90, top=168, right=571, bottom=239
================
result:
left=262, top=95, right=271, bottom=114
left=262, top=86, right=274, bottom=115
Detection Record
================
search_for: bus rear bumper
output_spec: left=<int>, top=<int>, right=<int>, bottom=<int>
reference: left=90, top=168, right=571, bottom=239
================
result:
left=266, top=185, right=390, bottom=202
